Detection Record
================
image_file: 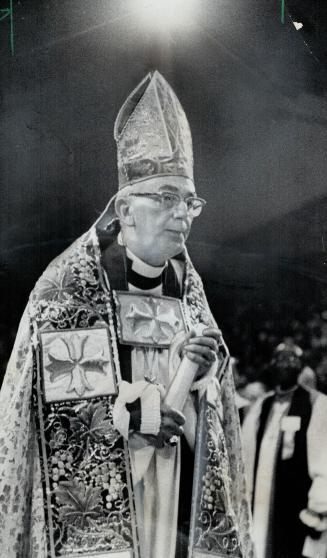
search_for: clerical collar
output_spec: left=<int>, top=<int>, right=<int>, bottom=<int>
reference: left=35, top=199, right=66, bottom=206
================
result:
left=117, top=232, right=167, bottom=289
left=274, top=384, right=298, bottom=402
left=117, top=232, right=167, bottom=277
left=125, top=246, right=166, bottom=278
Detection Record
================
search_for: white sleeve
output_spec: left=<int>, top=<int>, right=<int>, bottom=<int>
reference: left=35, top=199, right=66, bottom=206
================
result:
left=307, top=393, right=327, bottom=514
left=0, top=305, right=47, bottom=556
left=241, top=396, right=266, bottom=501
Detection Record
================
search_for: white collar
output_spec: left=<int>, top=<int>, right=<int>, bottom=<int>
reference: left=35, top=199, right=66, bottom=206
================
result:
left=118, top=232, right=167, bottom=278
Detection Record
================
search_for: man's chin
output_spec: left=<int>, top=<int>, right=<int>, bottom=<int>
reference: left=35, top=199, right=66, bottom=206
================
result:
left=170, top=236, right=186, bottom=253
left=159, top=245, right=185, bottom=264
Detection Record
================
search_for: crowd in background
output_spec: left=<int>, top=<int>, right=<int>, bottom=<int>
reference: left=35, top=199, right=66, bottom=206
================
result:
left=222, top=300, right=327, bottom=395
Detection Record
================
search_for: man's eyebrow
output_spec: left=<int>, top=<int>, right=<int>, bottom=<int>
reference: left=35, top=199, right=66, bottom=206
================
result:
left=158, top=185, right=179, bottom=192
left=158, top=184, right=196, bottom=196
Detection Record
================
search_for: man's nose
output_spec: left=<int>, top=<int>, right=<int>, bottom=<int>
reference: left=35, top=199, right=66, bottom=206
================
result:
left=173, top=199, right=189, bottom=218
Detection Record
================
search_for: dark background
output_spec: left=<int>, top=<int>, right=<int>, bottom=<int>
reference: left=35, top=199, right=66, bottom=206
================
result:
left=1, top=0, right=327, bottom=381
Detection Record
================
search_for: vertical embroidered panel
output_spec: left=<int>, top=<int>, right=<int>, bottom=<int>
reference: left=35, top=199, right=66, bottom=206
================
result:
left=184, top=257, right=242, bottom=558
left=30, top=232, right=139, bottom=557
left=190, top=402, right=242, bottom=558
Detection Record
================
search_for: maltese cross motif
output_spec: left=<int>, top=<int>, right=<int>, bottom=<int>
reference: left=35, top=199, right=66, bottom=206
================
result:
left=45, top=333, right=109, bottom=397
left=125, top=297, right=182, bottom=345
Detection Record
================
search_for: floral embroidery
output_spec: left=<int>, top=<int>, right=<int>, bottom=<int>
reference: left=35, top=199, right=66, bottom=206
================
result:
left=29, top=234, right=110, bottom=330
left=184, top=259, right=211, bottom=327
left=49, top=427, right=67, bottom=449
left=55, top=479, right=102, bottom=529
left=32, top=267, right=77, bottom=304
left=193, top=406, right=242, bottom=557
left=34, top=395, right=133, bottom=556
left=69, top=401, right=119, bottom=445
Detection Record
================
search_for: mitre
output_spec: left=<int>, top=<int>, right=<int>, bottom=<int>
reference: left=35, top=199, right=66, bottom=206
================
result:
left=114, top=71, right=194, bottom=188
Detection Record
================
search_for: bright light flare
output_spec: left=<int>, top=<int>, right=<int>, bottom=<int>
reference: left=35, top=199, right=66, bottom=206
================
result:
left=292, top=21, right=303, bottom=31
left=134, top=0, right=198, bottom=31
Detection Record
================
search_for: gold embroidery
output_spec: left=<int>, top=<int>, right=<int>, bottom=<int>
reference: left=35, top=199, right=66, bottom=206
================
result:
left=40, top=328, right=117, bottom=402
left=114, top=292, right=187, bottom=347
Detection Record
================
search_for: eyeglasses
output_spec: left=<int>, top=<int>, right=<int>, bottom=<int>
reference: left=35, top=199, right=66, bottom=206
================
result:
left=128, top=191, right=206, bottom=217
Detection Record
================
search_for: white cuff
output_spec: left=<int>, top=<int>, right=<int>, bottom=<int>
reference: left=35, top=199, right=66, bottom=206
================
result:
left=113, top=380, right=163, bottom=440
left=302, top=533, right=327, bottom=558
left=300, top=509, right=327, bottom=532
left=140, top=383, right=162, bottom=435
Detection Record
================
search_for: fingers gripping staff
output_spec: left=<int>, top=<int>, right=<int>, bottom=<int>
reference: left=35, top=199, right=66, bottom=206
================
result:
left=165, top=324, right=223, bottom=410
left=113, top=319, right=223, bottom=449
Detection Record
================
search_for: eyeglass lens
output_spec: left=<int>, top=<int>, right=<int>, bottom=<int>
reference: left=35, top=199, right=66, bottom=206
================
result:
left=160, top=193, right=205, bottom=216
left=129, top=192, right=206, bottom=216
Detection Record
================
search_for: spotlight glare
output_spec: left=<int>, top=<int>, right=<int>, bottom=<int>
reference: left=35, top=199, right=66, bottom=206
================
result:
left=292, top=21, right=303, bottom=31
left=135, top=0, right=198, bottom=31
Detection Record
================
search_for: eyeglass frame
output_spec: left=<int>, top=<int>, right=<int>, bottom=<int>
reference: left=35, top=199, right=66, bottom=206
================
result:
left=127, top=191, right=207, bottom=217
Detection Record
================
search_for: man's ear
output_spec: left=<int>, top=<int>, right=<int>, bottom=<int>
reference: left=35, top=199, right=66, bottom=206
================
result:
left=115, top=197, right=135, bottom=226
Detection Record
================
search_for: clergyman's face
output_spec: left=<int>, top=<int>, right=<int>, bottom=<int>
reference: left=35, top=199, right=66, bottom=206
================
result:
left=270, top=350, right=302, bottom=389
left=119, top=176, right=197, bottom=266
left=316, top=356, right=327, bottom=393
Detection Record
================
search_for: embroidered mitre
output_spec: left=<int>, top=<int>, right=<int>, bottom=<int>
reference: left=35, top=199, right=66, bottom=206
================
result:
left=114, top=71, right=194, bottom=188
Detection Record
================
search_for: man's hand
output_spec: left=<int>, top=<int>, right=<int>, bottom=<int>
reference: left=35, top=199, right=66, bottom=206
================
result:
left=158, top=403, right=185, bottom=445
left=182, top=327, right=221, bottom=377
left=134, top=403, right=185, bottom=449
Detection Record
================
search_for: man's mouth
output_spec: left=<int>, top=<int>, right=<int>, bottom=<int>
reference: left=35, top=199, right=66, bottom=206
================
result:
left=166, top=223, right=188, bottom=234
left=166, top=229, right=186, bottom=238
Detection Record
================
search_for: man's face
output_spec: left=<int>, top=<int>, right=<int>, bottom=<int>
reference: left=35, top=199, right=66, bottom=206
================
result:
left=270, top=349, right=302, bottom=390
left=316, top=356, right=327, bottom=393
left=119, top=176, right=197, bottom=266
